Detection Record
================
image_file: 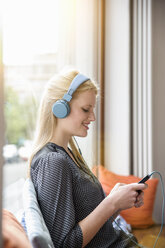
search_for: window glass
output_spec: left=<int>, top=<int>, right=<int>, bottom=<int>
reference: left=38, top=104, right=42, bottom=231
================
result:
left=2, top=0, right=60, bottom=216
left=2, top=0, right=98, bottom=216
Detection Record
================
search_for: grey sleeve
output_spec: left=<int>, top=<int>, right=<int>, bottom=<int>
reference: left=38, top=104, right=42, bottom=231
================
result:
left=31, top=152, right=83, bottom=248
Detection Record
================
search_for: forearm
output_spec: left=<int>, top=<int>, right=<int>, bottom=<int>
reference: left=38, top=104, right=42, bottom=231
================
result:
left=79, top=182, right=147, bottom=247
left=78, top=196, right=117, bottom=248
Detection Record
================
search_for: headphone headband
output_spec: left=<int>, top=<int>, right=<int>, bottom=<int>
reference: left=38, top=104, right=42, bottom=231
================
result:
left=63, top=74, right=90, bottom=102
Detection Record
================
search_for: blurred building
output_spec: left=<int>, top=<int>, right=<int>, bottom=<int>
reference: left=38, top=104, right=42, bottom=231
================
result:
left=4, top=53, right=58, bottom=101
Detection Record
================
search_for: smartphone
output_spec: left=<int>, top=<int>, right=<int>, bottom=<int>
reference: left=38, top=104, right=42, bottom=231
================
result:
left=137, top=175, right=150, bottom=194
left=138, top=175, right=150, bottom=184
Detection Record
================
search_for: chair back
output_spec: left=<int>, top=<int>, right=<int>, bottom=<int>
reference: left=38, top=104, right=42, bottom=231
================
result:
left=23, top=178, right=55, bottom=248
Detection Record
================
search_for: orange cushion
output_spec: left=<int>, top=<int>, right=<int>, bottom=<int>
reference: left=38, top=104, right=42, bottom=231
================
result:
left=2, top=209, right=31, bottom=248
left=92, top=165, right=159, bottom=228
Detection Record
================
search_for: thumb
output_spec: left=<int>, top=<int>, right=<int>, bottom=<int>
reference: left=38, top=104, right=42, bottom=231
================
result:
left=132, top=183, right=148, bottom=191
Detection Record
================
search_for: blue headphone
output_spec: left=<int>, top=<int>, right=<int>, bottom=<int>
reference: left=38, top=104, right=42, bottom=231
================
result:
left=52, top=73, right=90, bottom=118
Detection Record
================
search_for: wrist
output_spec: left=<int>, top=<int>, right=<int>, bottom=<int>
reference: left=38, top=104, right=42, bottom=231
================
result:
left=104, top=195, right=119, bottom=217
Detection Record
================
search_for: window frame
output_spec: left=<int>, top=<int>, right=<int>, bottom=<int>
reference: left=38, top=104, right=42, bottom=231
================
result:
left=0, top=17, right=4, bottom=246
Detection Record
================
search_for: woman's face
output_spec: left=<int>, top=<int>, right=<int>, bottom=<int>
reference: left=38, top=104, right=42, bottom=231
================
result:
left=59, top=89, right=96, bottom=138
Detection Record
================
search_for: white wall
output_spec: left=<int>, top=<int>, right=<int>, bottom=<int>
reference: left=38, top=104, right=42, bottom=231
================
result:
left=152, top=0, right=165, bottom=224
left=104, top=0, right=130, bottom=175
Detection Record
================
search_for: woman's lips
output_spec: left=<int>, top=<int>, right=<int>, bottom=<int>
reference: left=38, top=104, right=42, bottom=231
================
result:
left=83, top=123, right=90, bottom=130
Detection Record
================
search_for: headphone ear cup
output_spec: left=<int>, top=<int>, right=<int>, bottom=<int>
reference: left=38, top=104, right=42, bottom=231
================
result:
left=52, top=100, right=70, bottom=118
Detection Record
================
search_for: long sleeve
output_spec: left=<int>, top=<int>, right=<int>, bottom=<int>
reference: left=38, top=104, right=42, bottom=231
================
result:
left=30, top=143, right=134, bottom=248
left=31, top=152, right=83, bottom=248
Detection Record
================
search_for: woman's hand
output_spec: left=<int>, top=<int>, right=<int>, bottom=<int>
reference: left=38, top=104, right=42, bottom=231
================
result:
left=134, top=190, right=145, bottom=208
left=107, top=183, right=148, bottom=212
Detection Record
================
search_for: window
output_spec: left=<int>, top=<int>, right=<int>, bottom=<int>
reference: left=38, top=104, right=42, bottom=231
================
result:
left=2, top=0, right=99, bottom=216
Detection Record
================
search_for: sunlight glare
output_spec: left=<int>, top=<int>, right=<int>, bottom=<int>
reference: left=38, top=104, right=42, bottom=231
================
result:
left=2, top=0, right=59, bottom=65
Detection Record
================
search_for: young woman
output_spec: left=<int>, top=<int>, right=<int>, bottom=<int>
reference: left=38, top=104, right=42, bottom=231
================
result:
left=28, top=70, right=147, bottom=248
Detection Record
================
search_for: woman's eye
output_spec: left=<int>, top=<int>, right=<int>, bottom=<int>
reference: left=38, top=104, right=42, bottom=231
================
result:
left=82, top=108, right=89, bottom=113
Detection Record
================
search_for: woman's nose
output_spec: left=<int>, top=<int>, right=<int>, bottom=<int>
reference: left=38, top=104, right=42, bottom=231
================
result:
left=88, top=111, right=96, bottom=122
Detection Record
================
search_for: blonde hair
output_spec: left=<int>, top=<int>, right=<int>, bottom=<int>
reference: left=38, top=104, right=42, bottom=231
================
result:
left=28, top=70, right=98, bottom=177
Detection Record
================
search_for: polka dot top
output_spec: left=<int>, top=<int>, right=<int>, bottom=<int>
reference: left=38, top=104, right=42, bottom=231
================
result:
left=30, top=142, right=136, bottom=248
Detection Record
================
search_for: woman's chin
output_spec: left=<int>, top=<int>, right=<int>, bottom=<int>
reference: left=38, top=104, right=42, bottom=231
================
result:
left=76, top=131, right=88, bottom=138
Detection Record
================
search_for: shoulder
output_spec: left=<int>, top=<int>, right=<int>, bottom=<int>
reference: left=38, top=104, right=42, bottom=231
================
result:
left=31, top=143, right=72, bottom=175
left=32, top=143, right=66, bottom=165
